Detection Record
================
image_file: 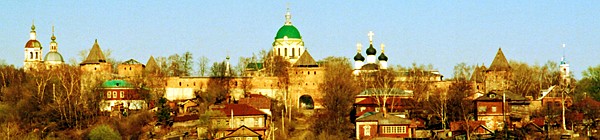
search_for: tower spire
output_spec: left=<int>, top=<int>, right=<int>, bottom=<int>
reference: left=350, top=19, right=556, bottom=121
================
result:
left=380, top=43, right=385, bottom=53
left=285, top=6, right=292, bottom=25
left=356, top=42, right=362, bottom=53
left=30, top=20, right=37, bottom=40
left=49, top=26, right=58, bottom=52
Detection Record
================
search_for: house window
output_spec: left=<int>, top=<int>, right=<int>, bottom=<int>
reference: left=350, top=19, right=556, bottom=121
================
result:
left=246, top=137, right=252, bottom=140
left=107, top=91, right=111, bottom=98
left=382, top=126, right=407, bottom=134
left=491, top=106, right=497, bottom=112
left=112, top=91, right=117, bottom=99
left=235, top=138, right=241, bottom=140
left=120, top=91, right=124, bottom=98
left=375, top=108, right=380, bottom=112
left=478, top=106, right=487, bottom=112
left=360, top=107, right=366, bottom=112
left=363, top=125, right=371, bottom=136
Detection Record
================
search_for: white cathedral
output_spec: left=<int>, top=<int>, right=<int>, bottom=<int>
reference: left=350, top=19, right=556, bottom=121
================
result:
left=23, top=22, right=65, bottom=70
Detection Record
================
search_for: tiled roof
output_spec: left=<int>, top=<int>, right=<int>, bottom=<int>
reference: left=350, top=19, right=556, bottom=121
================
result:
left=238, top=94, right=271, bottom=110
left=81, top=39, right=107, bottom=65
left=487, top=48, right=511, bottom=71
left=470, top=65, right=487, bottom=82
left=356, top=112, right=412, bottom=125
left=450, top=121, right=486, bottom=132
left=121, top=59, right=143, bottom=65
left=146, top=56, right=159, bottom=72
left=293, top=51, right=318, bottom=67
left=212, top=104, right=266, bottom=116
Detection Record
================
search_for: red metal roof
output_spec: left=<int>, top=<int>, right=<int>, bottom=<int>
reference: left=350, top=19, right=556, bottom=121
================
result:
left=212, top=104, right=266, bottom=116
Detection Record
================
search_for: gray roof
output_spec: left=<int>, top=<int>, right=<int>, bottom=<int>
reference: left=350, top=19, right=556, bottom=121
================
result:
left=487, top=48, right=511, bottom=71
left=81, top=39, right=107, bottom=65
left=293, top=51, right=318, bottom=67
left=356, top=112, right=412, bottom=125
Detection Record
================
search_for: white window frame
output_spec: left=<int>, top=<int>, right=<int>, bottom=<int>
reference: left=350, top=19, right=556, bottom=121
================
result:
left=491, top=106, right=497, bottom=112
left=112, top=91, right=117, bottom=99
left=363, top=125, right=371, bottom=136
left=382, top=126, right=407, bottom=134
left=120, top=91, right=124, bottom=98
left=107, top=91, right=111, bottom=98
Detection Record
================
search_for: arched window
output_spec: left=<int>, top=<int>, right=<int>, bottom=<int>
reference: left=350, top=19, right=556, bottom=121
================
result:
left=284, top=48, right=288, bottom=56
left=29, top=52, right=33, bottom=59
left=278, top=48, right=281, bottom=56
left=292, top=48, right=295, bottom=57
left=35, top=52, right=38, bottom=59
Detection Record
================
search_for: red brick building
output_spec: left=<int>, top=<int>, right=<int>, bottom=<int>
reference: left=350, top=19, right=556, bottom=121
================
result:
left=355, top=112, right=416, bottom=139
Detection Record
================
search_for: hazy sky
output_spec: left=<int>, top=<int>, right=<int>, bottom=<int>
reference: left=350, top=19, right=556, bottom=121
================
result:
left=2, top=1, right=599, bottom=79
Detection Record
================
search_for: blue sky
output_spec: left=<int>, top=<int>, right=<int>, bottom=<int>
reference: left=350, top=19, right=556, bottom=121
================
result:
left=1, top=1, right=599, bottom=79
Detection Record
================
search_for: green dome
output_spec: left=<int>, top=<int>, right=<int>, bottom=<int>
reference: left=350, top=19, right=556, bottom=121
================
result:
left=275, top=25, right=302, bottom=39
left=44, top=52, right=64, bottom=62
left=101, top=80, right=134, bottom=88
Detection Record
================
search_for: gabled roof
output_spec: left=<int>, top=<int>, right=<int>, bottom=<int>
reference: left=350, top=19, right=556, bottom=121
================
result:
left=487, top=48, right=511, bottom=71
left=81, top=39, right=107, bottom=65
left=146, top=56, right=159, bottom=72
left=356, top=112, right=412, bottom=125
left=224, top=125, right=261, bottom=138
left=293, top=51, right=318, bottom=67
left=212, top=104, right=266, bottom=116
left=474, top=90, right=528, bottom=101
left=121, top=59, right=143, bottom=65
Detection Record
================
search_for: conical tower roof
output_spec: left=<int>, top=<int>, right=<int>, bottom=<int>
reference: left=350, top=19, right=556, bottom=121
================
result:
left=293, top=51, right=318, bottom=67
left=81, top=39, right=107, bottom=65
left=146, top=55, right=159, bottom=72
left=487, top=48, right=511, bottom=71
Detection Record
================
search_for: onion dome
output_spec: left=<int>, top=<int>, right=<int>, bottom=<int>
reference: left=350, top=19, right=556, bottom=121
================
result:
left=378, top=53, right=388, bottom=61
left=354, top=53, right=365, bottom=61
left=366, top=44, right=376, bottom=55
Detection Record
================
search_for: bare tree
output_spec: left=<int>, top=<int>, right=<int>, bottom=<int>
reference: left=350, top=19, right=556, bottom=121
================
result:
left=312, top=56, right=359, bottom=137
left=197, top=56, right=209, bottom=76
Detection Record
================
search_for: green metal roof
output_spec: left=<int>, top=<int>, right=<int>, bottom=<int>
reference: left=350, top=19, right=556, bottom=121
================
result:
left=44, top=52, right=64, bottom=62
left=101, top=80, right=134, bottom=88
left=246, top=62, right=263, bottom=70
left=275, top=25, right=301, bottom=39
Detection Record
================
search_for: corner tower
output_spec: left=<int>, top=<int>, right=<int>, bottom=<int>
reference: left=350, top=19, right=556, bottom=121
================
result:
left=560, top=44, right=570, bottom=84
left=273, top=8, right=305, bottom=64
left=24, top=21, right=44, bottom=70
left=485, top=48, right=511, bottom=92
